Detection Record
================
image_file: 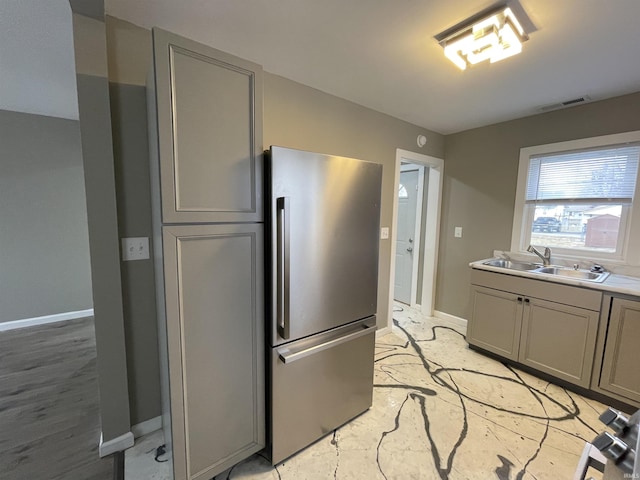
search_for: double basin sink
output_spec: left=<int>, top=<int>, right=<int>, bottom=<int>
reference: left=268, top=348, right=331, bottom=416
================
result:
left=483, top=258, right=610, bottom=283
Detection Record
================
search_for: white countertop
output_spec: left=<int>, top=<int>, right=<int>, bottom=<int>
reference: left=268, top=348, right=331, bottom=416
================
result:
left=470, top=257, right=640, bottom=297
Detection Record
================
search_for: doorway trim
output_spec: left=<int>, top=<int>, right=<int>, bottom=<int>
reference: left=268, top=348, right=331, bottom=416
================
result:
left=388, top=149, right=444, bottom=329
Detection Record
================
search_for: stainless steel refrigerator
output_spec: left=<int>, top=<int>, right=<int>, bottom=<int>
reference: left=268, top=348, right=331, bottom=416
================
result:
left=266, top=146, right=382, bottom=464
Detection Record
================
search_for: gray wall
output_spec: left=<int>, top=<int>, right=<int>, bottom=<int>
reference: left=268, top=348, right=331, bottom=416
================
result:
left=0, top=109, right=92, bottom=323
left=263, top=73, right=444, bottom=332
left=106, top=15, right=160, bottom=427
left=72, top=6, right=132, bottom=443
left=105, top=15, right=444, bottom=424
left=75, top=72, right=132, bottom=442
left=439, top=92, right=640, bottom=320
left=109, top=83, right=161, bottom=425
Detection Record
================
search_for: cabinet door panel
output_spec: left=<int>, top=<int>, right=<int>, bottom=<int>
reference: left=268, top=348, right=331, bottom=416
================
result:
left=468, top=286, right=522, bottom=361
left=163, top=224, right=264, bottom=480
left=600, top=298, right=640, bottom=403
left=519, top=298, right=598, bottom=388
left=153, top=28, right=263, bottom=223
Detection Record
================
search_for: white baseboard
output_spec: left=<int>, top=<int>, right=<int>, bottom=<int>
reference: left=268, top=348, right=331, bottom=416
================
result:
left=99, top=431, right=134, bottom=457
left=131, top=416, right=162, bottom=438
left=434, top=310, right=468, bottom=329
left=376, top=326, right=391, bottom=337
left=0, top=309, right=94, bottom=332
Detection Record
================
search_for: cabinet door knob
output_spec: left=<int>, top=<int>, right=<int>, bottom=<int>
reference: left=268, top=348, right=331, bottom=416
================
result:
left=524, top=298, right=530, bottom=303
left=517, top=297, right=523, bottom=303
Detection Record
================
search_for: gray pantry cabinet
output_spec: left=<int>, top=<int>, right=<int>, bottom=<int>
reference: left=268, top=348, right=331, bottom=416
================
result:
left=151, top=28, right=263, bottom=224
left=469, top=269, right=601, bottom=388
left=147, top=28, right=265, bottom=480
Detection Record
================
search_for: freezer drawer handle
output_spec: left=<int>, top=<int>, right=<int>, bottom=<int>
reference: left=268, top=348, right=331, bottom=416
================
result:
left=277, top=196, right=290, bottom=340
left=278, top=325, right=373, bottom=364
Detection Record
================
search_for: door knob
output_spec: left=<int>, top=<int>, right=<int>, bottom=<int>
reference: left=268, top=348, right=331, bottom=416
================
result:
left=407, top=247, right=413, bottom=252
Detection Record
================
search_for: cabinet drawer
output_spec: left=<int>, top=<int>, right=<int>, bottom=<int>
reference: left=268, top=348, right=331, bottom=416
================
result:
left=471, top=269, right=602, bottom=311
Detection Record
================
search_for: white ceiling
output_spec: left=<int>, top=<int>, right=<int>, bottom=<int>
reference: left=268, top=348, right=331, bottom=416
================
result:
left=3, top=1, right=640, bottom=132
left=105, top=0, right=640, bottom=134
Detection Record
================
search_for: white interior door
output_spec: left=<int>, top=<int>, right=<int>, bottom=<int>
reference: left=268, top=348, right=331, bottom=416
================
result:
left=394, top=169, right=419, bottom=304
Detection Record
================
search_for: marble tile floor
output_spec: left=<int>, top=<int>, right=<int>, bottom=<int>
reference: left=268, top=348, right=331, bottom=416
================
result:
left=125, top=429, right=172, bottom=480
left=127, top=303, right=610, bottom=479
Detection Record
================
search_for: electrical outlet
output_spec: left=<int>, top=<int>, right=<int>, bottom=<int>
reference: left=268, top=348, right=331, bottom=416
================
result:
left=454, top=227, right=463, bottom=238
left=122, top=237, right=150, bottom=261
left=380, top=227, right=389, bottom=240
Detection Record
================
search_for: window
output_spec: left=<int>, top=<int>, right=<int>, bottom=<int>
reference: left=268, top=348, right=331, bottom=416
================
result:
left=511, top=132, right=640, bottom=264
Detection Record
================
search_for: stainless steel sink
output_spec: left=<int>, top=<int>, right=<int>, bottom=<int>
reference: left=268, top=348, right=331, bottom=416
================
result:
left=481, top=258, right=610, bottom=283
left=533, top=266, right=610, bottom=282
left=483, top=259, right=540, bottom=271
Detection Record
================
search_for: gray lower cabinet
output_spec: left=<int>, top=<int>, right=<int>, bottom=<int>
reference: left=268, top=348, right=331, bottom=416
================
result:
left=468, top=286, right=523, bottom=361
left=148, top=26, right=266, bottom=480
left=519, top=297, right=598, bottom=388
left=469, top=270, right=601, bottom=388
left=161, top=224, right=265, bottom=480
left=596, top=297, right=640, bottom=405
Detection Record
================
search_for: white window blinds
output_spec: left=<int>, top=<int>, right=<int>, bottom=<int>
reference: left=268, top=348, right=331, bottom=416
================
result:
left=526, top=143, right=640, bottom=203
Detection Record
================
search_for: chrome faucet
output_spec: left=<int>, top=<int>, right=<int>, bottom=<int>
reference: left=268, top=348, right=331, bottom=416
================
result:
left=527, top=245, right=552, bottom=266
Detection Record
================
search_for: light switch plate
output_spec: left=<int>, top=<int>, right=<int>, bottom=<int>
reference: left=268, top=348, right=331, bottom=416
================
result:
left=454, top=227, right=463, bottom=238
left=380, top=227, right=389, bottom=240
left=122, top=237, right=150, bottom=261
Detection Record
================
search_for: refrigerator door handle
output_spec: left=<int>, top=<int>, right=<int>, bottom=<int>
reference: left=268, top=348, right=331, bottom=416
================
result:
left=276, top=196, right=290, bottom=340
left=278, top=324, right=374, bottom=364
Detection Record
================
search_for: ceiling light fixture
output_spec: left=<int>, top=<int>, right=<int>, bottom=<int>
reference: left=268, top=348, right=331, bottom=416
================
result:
left=436, top=6, right=529, bottom=70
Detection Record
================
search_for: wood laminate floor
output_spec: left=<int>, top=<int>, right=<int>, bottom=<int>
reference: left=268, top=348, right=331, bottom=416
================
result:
left=0, top=317, right=113, bottom=480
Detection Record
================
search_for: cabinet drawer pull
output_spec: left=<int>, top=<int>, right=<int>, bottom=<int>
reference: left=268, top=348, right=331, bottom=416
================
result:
left=278, top=324, right=374, bottom=364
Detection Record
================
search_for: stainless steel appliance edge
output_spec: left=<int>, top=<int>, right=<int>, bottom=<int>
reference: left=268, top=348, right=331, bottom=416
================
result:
left=266, top=146, right=383, bottom=464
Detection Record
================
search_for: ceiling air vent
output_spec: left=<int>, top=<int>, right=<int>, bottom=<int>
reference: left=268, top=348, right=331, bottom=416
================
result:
left=538, top=95, right=591, bottom=112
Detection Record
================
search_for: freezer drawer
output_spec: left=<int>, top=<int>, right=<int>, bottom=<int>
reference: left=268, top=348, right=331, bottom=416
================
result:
left=270, top=316, right=376, bottom=464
